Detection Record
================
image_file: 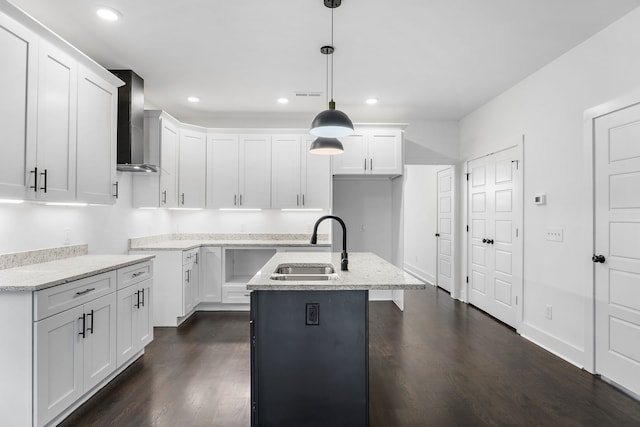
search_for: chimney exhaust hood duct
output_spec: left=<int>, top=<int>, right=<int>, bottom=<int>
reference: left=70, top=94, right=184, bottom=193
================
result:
left=111, top=69, right=158, bottom=172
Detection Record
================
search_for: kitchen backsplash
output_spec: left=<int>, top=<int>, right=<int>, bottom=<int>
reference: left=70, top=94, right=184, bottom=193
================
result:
left=0, top=244, right=88, bottom=270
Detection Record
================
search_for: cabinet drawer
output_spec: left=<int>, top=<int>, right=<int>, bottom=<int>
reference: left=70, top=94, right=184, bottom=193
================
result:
left=183, top=249, right=199, bottom=265
left=34, top=271, right=116, bottom=321
left=117, top=261, right=153, bottom=289
left=221, top=284, right=251, bottom=304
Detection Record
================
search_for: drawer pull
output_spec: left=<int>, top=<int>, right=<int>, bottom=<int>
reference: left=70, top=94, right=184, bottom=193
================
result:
left=140, top=288, right=145, bottom=307
left=131, top=272, right=144, bottom=278
left=243, top=293, right=250, bottom=297
left=76, top=287, right=95, bottom=296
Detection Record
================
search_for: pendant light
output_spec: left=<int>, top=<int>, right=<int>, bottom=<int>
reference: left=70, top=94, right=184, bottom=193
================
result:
left=310, top=0, right=353, bottom=139
left=310, top=43, right=344, bottom=154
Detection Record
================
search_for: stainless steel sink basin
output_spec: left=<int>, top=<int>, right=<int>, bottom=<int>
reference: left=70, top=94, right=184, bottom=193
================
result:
left=273, top=263, right=335, bottom=275
left=270, top=274, right=332, bottom=281
left=270, top=263, right=337, bottom=281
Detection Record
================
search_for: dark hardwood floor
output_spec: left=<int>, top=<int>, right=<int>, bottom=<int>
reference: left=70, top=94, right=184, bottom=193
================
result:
left=61, top=286, right=640, bottom=426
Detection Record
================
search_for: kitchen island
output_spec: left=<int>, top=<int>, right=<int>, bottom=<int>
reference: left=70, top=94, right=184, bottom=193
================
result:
left=247, top=252, right=424, bottom=427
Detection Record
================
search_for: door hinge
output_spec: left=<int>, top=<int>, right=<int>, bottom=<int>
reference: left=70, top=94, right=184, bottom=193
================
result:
left=516, top=228, right=519, bottom=238
left=466, top=225, right=469, bottom=232
left=466, top=173, right=470, bottom=181
left=466, top=276, right=469, bottom=283
left=511, top=160, right=519, bottom=170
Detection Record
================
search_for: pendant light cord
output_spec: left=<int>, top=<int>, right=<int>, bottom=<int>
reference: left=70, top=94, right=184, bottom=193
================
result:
left=330, top=6, right=334, bottom=102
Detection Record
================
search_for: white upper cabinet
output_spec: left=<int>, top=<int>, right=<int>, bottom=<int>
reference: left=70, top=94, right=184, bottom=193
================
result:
left=239, top=135, right=272, bottom=208
left=302, top=135, right=331, bottom=209
left=76, top=64, right=118, bottom=204
left=333, top=128, right=403, bottom=176
left=0, top=13, right=38, bottom=199
left=207, top=134, right=239, bottom=208
left=132, top=111, right=179, bottom=208
left=159, top=119, right=179, bottom=207
left=35, top=40, right=77, bottom=202
left=207, top=134, right=271, bottom=209
left=1, top=6, right=121, bottom=204
left=271, top=135, right=331, bottom=209
left=271, top=135, right=303, bottom=209
left=178, top=129, right=206, bottom=208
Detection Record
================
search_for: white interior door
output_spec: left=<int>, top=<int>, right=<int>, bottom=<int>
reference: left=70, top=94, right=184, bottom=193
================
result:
left=436, top=167, right=453, bottom=292
left=594, top=102, right=640, bottom=396
left=467, top=147, right=520, bottom=327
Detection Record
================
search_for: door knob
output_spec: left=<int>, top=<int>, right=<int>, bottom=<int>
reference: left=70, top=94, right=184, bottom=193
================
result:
left=592, top=254, right=606, bottom=263
left=486, top=239, right=494, bottom=245
left=435, top=233, right=440, bottom=237
left=482, top=238, right=487, bottom=243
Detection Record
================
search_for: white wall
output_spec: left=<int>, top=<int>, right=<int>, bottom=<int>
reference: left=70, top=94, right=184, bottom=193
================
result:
left=332, top=177, right=393, bottom=300
left=459, top=7, right=640, bottom=368
left=0, top=173, right=172, bottom=255
left=402, top=165, right=448, bottom=285
left=404, top=119, right=460, bottom=165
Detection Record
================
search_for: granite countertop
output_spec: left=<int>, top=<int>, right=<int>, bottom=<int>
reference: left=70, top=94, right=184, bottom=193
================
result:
left=129, top=233, right=331, bottom=251
left=247, top=252, right=425, bottom=291
left=0, top=254, right=154, bottom=292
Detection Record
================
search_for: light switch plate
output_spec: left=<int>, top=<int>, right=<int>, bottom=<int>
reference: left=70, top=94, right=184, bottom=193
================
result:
left=545, top=228, right=563, bottom=242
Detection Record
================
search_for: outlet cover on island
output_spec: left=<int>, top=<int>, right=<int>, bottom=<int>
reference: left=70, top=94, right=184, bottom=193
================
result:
left=63, top=228, right=71, bottom=245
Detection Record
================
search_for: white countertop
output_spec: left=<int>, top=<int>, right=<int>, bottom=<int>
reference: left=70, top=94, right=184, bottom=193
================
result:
left=130, top=239, right=331, bottom=251
left=0, top=254, right=154, bottom=292
left=247, top=252, right=425, bottom=291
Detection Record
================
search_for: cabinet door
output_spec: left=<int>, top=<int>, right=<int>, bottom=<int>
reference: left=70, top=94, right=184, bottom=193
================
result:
left=201, top=247, right=222, bottom=302
left=239, top=135, right=271, bottom=208
left=206, top=134, right=239, bottom=208
left=76, top=64, right=117, bottom=204
left=159, top=119, right=179, bottom=207
left=192, top=254, right=202, bottom=306
left=178, top=129, right=206, bottom=208
left=36, top=40, right=78, bottom=202
left=332, top=132, right=367, bottom=175
left=368, top=129, right=402, bottom=175
left=0, top=14, right=38, bottom=199
left=302, top=135, right=331, bottom=209
left=35, top=305, right=84, bottom=427
left=183, top=263, right=194, bottom=315
left=116, top=285, right=136, bottom=367
left=271, top=135, right=302, bottom=209
left=83, top=293, right=117, bottom=391
left=135, top=281, right=153, bottom=349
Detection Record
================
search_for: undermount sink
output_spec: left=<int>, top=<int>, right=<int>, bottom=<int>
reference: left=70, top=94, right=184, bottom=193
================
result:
left=273, top=263, right=335, bottom=275
left=269, top=263, right=337, bottom=281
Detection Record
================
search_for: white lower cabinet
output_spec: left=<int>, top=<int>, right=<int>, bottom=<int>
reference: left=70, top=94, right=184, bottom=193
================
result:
left=201, top=247, right=222, bottom=303
left=116, top=278, right=153, bottom=367
left=20, top=260, right=154, bottom=427
left=35, top=291, right=117, bottom=427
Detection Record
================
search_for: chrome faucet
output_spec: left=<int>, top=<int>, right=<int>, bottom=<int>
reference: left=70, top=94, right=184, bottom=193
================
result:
left=310, top=215, right=348, bottom=271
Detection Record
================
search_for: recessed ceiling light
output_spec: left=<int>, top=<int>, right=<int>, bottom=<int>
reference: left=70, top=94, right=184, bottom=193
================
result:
left=187, top=96, right=200, bottom=103
left=366, top=98, right=379, bottom=105
left=277, top=98, right=289, bottom=104
left=96, top=7, right=121, bottom=22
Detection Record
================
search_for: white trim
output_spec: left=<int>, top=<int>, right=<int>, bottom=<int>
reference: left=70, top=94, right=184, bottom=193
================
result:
left=582, top=88, right=640, bottom=375
left=403, top=263, right=435, bottom=287
left=519, top=323, right=585, bottom=370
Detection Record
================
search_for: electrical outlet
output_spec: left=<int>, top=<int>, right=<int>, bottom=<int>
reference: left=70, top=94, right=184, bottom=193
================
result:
left=545, top=228, right=563, bottom=242
left=306, top=303, right=319, bottom=325
left=545, top=305, right=553, bottom=320
left=360, top=224, right=366, bottom=232
left=240, top=223, right=246, bottom=232
left=63, top=228, right=71, bottom=245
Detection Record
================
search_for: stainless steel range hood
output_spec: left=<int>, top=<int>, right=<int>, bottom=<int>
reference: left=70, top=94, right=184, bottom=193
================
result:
left=111, top=70, right=158, bottom=173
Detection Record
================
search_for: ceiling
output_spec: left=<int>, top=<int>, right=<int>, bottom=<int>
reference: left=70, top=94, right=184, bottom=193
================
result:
left=9, top=0, right=640, bottom=126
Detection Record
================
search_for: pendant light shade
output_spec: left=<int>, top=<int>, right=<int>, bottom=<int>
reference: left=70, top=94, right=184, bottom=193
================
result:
left=309, top=137, right=344, bottom=155
left=310, top=101, right=354, bottom=138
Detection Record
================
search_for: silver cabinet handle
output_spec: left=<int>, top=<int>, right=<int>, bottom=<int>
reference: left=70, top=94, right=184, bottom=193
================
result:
left=76, top=288, right=95, bottom=296
left=40, top=169, right=48, bottom=193
left=162, top=190, right=167, bottom=204
left=131, top=271, right=143, bottom=278
left=302, top=194, right=305, bottom=206
left=181, top=193, right=185, bottom=205
left=364, top=159, right=367, bottom=171
left=370, top=159, right=373, bottom=171
left=30, top=167, right=38, bottom=192
left=234, top=194, right=237, bottom=206
left=113, top=181, right=119, bottom=199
